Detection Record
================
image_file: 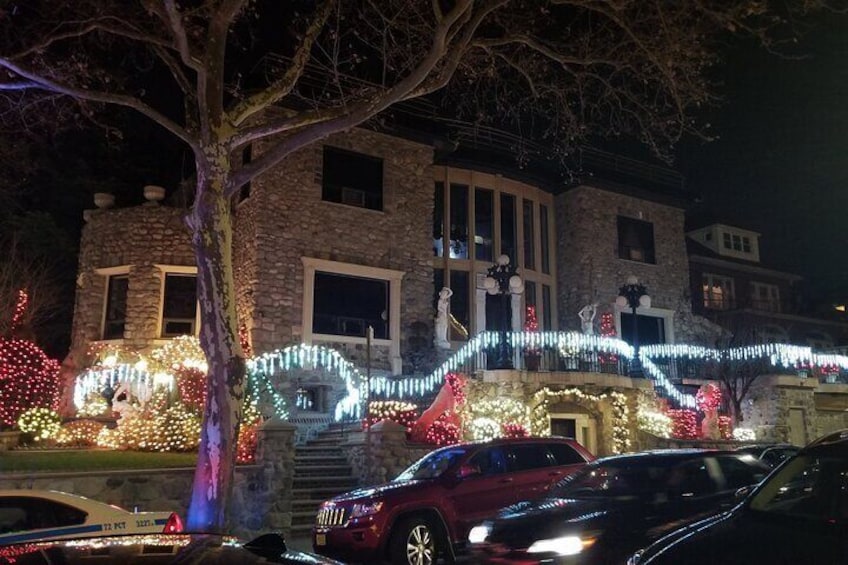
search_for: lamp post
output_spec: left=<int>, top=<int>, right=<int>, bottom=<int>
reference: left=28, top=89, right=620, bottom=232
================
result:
left=484, top=254, right=524, bottom=369
left=616, top=276, right=651, bottom=377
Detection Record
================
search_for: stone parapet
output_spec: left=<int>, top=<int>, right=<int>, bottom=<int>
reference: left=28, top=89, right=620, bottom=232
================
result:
left=343, top=421, right=431, bottom=485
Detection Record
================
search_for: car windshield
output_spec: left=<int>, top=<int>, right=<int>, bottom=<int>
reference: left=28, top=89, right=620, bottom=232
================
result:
left=395, top=447, right=470, bottom=481
left=749, top=453, right=848, bottom=521
left=550, top=461, right=672, bottom=499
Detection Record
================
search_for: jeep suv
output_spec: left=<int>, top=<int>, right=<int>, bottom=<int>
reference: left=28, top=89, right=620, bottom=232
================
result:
left=312, top=437, right=594, bottom=564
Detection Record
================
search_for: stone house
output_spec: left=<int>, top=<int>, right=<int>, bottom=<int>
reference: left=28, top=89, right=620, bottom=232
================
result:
left=69, top=124, right=848, bottom=454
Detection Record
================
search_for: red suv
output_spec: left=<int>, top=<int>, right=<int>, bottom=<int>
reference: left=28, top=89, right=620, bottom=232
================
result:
left=312, top=437, right=594, bottom=564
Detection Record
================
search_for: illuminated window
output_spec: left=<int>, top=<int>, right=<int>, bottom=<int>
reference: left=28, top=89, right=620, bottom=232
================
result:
left=702, top=274, right=735, bottom=310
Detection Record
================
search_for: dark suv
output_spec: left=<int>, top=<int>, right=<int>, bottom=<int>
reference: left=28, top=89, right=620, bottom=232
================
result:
left=312, top=437, right=594, bottom=564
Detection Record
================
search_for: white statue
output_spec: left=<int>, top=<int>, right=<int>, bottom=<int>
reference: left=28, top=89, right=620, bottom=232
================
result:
left=434, top=287, right=453, bottom=349
left=578, top=303, right=598, bottom=335
left=111, top=382, right=138, bottom=420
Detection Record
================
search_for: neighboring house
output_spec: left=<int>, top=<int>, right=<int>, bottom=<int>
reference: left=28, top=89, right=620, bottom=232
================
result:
left=686, top=223, right=848, bottom=350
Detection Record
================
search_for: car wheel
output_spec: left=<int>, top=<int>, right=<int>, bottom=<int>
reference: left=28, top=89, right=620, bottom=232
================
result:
left=389, top=516, right=442, bottom=565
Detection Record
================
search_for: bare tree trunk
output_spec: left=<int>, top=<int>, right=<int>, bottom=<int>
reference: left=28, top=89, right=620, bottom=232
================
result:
left=185, top=159, right=245, bottom=532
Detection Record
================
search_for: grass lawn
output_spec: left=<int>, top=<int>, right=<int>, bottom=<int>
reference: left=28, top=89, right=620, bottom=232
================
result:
left=0, top=450, right=198, bottom=473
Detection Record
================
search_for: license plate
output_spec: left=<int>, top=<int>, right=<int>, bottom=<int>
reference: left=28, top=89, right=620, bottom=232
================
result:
left=315, top=533, right=326, bottom=547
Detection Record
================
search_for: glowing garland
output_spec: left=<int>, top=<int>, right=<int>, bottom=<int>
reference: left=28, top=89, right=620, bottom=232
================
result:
left=463, top=398, right=531, bottom=437
left=531, top=387, right=631, bottom=454
left=71, top=335, right=848, bottom=428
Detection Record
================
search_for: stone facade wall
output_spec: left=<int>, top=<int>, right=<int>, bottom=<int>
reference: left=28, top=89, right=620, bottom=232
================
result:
left=0, top=421, right=296, bottom=541
left=342, top=422, right=433, bottom=486
left=246, top=128, right=435, bottom=371
left=233, top=188, right=260, bottom=350
left=741, top=375, right=848, bottom=444
left=72, top=204, right=195, bottom=354
left=554, top=186, right=693, bottom=340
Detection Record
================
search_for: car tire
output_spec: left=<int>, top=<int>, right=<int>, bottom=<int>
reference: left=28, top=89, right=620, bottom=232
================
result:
left=389, top=516, right=444, bottom=565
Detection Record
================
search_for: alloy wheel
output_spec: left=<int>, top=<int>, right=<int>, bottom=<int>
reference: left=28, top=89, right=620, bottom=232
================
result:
left=405, top=523, right=434, bottom=565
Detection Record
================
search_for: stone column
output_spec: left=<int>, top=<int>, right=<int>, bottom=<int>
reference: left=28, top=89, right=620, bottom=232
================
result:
left=233, top=418, right=296, bottom=537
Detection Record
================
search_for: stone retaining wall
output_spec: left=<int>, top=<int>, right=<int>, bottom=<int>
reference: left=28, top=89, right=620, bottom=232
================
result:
left=342, top=422, right=432, bottom=485
left=0, top=420, right=297, bottom=541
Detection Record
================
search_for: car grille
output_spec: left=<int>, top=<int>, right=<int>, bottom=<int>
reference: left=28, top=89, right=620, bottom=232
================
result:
left=316, top=506, right=348, bottom=527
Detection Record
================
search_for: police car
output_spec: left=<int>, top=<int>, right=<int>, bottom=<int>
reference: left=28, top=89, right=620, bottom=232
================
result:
left=0, top=489, right=183, bottom=545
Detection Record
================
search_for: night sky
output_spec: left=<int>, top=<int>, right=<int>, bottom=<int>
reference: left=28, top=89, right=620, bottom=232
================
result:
left=8, top=10, right=848, bottom=354
left=678, top=14, right=848, bottom=300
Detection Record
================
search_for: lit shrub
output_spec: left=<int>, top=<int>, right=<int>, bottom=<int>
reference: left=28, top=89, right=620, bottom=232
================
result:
left=17, top=408, right=61, bottom=441
left=56, top=419, right=106, bottom=447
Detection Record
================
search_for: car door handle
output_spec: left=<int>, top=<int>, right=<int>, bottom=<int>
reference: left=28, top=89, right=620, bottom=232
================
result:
left=499, top=477, right=513, bottom=483
left=548, top=471, right=562, bottom=477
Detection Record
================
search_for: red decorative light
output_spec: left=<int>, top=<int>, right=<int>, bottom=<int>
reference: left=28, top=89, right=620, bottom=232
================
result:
left=424, top=415, right=460, bottom=446
left=174, top=366, right=207, bottom=410
left=236, top=423, right=258, bottom=463
left=0, top=337, right=61, bottom=427
left=696, top=382, right=722, bottom=413
left=445, top=373, right=466, bottom=406
left=718, top=416, right=732, bottom=440
left=667, top=409, right=699, bottom=439
left=501, top=422, right=528, bottom=438
left=599, top=312, right=618, bottom=363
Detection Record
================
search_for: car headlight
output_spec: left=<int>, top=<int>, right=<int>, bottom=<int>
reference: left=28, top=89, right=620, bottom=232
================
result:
left=349, top=501, right=384, bottom=519
left=527, top=534, right=595, bottom=556
left=468, top=524, right=491, bottom=544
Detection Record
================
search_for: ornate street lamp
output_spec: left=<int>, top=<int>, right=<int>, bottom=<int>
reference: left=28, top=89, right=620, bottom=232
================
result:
left=616, top=276, right=651, bottom=377
left=484, top=254, right=524, bottom=369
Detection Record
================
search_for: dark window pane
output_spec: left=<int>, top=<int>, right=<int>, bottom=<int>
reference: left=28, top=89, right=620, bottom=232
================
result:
left=548, top=443, right=586, bottom=465
left=469, top=447, right=508, bottom=476
left=542, top=284, right=552, bottom=330
left=617, top=216, right=656, bottom=264
left=523, top=199, right=535, bottom=270
left=449, top=270, right=470, bottom=341
left=620, top=313, right=665, bottom=345
left=475, top=188, right=494, bottom=261
left=507, top=444, right=553, bottom=472
left=500, top=193, right=516, bottom=263
left=540, top=205, right=551, bottom=274
left=313, top=273, right=389, bottom=339
left=162, top=274, right=197, bottom=337
left=322, top=147, right=383, bottom=211
left=104, top=274, right=128, bottom=340
left=449, top=184, right=469, bottom=258
left=433, top=182, right=444, bottom=257
left=525, top=281, right=537, bottom=310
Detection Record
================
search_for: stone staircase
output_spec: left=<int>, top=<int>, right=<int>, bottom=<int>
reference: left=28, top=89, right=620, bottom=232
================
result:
left=289, top=423, right=360, bottom=537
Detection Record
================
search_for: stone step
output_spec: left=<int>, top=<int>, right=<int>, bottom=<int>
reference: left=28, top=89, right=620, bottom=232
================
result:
left=292, top=487, right=356, bottom=499
left=291, top=499, right=326, bottom=513
left=294, top=464, right=353, bottom=474
left=305, top=437, right=349, bottom=446
left=291, top=510, right=322, bottom=524
left=289, top=523, right=316, bottom=537
left=293, top=476, right=358, bottom=488
left=295, top=449, right=345, bottom=458
left=294, top=455, right=350, bottom=464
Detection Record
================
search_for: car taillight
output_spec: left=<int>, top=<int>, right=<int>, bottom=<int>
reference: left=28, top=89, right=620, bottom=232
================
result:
left=163, top=513, right=184, bottom=533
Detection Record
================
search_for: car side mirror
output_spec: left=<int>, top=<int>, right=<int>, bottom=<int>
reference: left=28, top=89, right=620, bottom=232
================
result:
left=244, top=533, right=288, bottom=558
left=734, top=486, right=752, bottom=500
left=458, top=464, right=481, bottom=479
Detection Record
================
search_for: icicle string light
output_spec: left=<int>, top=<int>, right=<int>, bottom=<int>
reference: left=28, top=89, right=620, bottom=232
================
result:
left=73, top=335, right=848, bottom=423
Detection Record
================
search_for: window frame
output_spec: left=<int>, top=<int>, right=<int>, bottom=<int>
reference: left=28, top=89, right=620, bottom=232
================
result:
left=617, top=216, right=656, bottom=264
left=321, top=146, right=385, bottom=212
left=97, top=266, right=131, bottom=341
left=302, top=257, right=405, bottom=373
left=154, top=265, right=200, bottom=338
left=751, top=281, right=781, bottom=313
left=702, top=273, right=736, bottom=310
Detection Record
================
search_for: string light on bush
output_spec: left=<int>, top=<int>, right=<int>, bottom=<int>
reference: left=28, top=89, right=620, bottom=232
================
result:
left=531, top=387, right=630, bottom=454
left=667, top=409, right=699, bottom=440
left=732, top=427, right=756, bottom=442
left=468, top=417, right=501, bottom=441
left=56, top=419, right=106, bottom=447
left=0, top=338, right=61, bottom=427
left=424, top=415, right=461, bottom=446
left=637, top=409, right=672, bottom=438
left=364, top=401, right=418, bottom=430
left=501, top=422, right=528, bottom=438
left=17, top=408, right=61, bottom=441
